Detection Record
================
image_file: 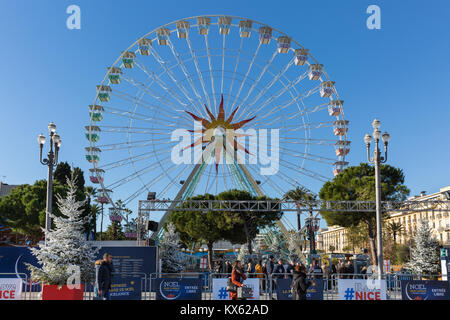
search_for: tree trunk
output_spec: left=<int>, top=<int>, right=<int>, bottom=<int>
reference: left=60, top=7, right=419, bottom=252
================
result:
left=100, top=203, right=104, bottom=241
left=367, top=222, right=378, bottom=266
left=243, top=221, right=253, bottom=254
left=207, top=241, right=214, bottom=271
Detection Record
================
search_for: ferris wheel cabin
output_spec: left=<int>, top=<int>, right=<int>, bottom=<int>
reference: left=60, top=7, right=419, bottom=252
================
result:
left=107, top=67, right=122, bottom=84
left=122, top=51, right=136, bottom=68
left=218, top=16, right=232, bottom=35
left=294, top=49, right=309, bottom=66
left=320, top=81, right=335, bottom=98
left=333, top=120, right=349, bottom=136
left=96, top=85, right=111, bottom=102
left=96, top=188, right=111, bottom=205
left=138, top=38, right=152, bottom=55
left=333, top=161, right=349, bottom=176
left=89, top=168, right=105, bottom=184
left=334, top=140, right=351, bottom=156
left=85, top=125, right=101, bottom=142
left=85, top=147, right=101, bottom=163
left=277, top=36, right=291, bottom=53
left=89, top=105, right=104, bottom=122
left=176, top=20, right=190, bottom=38
left=259, top=26, right=272, bottom=44
left=156, top=28, right=170, bottom=45
left=328, top=100, right=343, bottom=117
left=197, top=17, right=211, bottom=35
left=308, top=64, right=323, bottom=81
left=239, top=20, right=252, bottom=38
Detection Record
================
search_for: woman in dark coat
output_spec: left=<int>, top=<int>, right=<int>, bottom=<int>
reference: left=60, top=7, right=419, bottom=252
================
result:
left=292, top=264, right=310, bottom=300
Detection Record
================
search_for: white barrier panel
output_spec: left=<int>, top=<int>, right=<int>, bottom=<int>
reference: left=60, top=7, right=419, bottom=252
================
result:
left=338, top=279, right=386, bottom=300
left=0, top=278, right=23, bottom=300
left=212, top=278, right=260, bottom=300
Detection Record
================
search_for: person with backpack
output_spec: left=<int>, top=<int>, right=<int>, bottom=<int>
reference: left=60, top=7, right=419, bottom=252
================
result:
left=291, top=264, right=311, bottom=300
left=228, top=260, right=247, bottom=300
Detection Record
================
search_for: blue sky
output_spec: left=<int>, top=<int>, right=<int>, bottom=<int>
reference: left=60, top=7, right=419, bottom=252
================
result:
left=0, top=0, right=449, bottom=228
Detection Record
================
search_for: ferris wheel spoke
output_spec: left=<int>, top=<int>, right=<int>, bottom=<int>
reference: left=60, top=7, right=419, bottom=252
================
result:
left=234, top=48, right=278, bottom=122
left=109, top=88, right=193, bottom=125
left=279, top=137, right=336, bottom=146
left=278, top=158, right=329, bottom=182
left=106, top=156, right=172, bottom=190
left=239, top=57, right=295, bottom=119
left=120, top=73, right=194, bottom=119
left=102, top=103, right=190, bottom=127
left=133, top=58, right=189, bottom=108
left=148, top=46, right=204, bottom=114
left=158, top=164, right=192, bottom=199
left=185, top=34, right=212, bottom=110
left=204, top=33, right=218, bottom=113
left=225, top=37, right=244, bottom=115
left=277, top=147, right=336, bottom=164
left=245, top=79, right=320, bottom=121
left=250, top=101, right=328, bottom=128
left=123, top=162, right=180, bottom=205
left=230, top=42, right=262, bottom=113
left=262, top=120, right=334, bottom=131
left=166, top=39, right=208, bottom=118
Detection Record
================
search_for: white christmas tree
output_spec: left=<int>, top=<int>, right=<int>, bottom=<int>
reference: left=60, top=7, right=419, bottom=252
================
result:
left=159, top=223, right=187, bottom=273
left=237, top=244, right=249, bottom=262
left=405, top=219, right=440, bottom=275
left=27, top=175, right=98, bottom=285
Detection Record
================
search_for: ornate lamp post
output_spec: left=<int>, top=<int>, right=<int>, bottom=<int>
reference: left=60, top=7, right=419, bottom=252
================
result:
left=38, top=122, right=61, bottom=239
left=364, top=119, right=390, bottom=276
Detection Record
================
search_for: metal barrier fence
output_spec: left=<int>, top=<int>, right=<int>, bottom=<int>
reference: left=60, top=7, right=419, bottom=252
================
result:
left=0, top=272, right=444, bottom=300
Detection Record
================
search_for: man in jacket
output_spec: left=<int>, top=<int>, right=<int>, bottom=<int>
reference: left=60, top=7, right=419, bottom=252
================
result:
left=292, top=264, right=311, bottom=300
left=97, top=253, right=114, bottom=300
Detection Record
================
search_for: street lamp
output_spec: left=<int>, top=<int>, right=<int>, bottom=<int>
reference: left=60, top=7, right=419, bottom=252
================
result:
left=364, top=119, right=390, bottom=276
left=38, top=122, right=61, bottom=239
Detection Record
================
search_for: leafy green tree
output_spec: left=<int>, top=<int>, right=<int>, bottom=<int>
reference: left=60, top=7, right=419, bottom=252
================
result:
left=104, top=221, right=125, bottom=240
left=319, top=163, right=409, bottom=265
left=168, top=194, right=228, bottom=270
left=0, top=180, right=66, bottom=242
left=218, top=189, right=283, bottom=254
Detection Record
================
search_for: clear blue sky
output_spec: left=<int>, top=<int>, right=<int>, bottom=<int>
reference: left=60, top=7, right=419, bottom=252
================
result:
left=1, top=1, right=449, bottom=225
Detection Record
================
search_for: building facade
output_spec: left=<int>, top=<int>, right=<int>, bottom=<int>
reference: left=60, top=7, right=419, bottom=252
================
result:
left=317, top=186, right=450, bottom=252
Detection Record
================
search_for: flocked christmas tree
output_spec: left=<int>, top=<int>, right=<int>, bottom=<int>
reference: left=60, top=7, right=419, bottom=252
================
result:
left=27, top=174, right=98, bottom=285
left=405, top=219, right=440, bottom=275
left=237, top=244, right=249, bottom=263
left=159, top=223, right=187, bottom=273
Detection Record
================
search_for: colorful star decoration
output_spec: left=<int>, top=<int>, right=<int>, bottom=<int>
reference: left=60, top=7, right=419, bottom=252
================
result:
left=184, top=94, right=256, bottom=172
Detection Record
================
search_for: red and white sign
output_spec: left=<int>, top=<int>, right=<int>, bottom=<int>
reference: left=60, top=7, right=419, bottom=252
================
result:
left=0, top=278, right=23, bottom=300
left=383, top=259, right=391, bottom=273
left=200, top=257, right=207, bottom=271
left=338, top=279, right=386, bottom=300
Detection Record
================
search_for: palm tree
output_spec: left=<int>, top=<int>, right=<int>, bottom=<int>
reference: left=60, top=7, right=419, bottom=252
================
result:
left=283, top=187, right=316, bottom=231
left=387, top=221, right=405, bottom=243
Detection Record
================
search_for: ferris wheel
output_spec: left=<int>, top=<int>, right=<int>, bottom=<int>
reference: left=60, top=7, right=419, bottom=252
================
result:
left=86, top=15, right=350, bottom=241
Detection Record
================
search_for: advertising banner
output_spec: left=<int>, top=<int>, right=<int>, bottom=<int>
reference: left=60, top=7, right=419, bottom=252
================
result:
left=275, top=278, right=324, bottom=300
left=401, top=280, right=449, bottom=300
left=212, top=278, right=260, bottom=300
left=109, top=277, right=142, bottom=300
left=156, top=278, right=202, bottom=300
left=0, top=278, right=23, bottom=300
left=338, top=279, right=387, bottom=300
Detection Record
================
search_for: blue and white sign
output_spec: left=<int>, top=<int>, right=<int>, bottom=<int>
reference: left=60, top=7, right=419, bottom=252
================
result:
left=212, top=278, right=260, bottom=300
left=275, top=278, right=324, bottom=300
left=110, top=277, right=142, bottom=300
left=155, top=278, right=202, bottom=300
left=401, top=280, right=449, bottom=300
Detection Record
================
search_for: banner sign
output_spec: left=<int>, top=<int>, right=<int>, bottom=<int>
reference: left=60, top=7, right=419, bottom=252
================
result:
left=275, top=278, right=324, bottom=300
left=401, top=280, right=450, bottom=300
left=156, top=278, right=202, bottom=300
left=212, top=278, right=260, bottom=300
left=338, top=279, right=387, bottom=300
left=0, top=278, right=22, bottom=300
left=109, top=277, right=142, bottom=300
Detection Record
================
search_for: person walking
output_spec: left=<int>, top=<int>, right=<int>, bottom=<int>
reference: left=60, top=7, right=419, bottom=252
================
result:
left=265, top=256, right=275, bottom=298
left=291, top=265, right=311, bottom=300
left=97, top=253, right=114, bottom=300
left=93, top=259, right=103, bottom=300
left=229, top=260, right=247, bottom=300
left=286, top=260, right=295, bottom=278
